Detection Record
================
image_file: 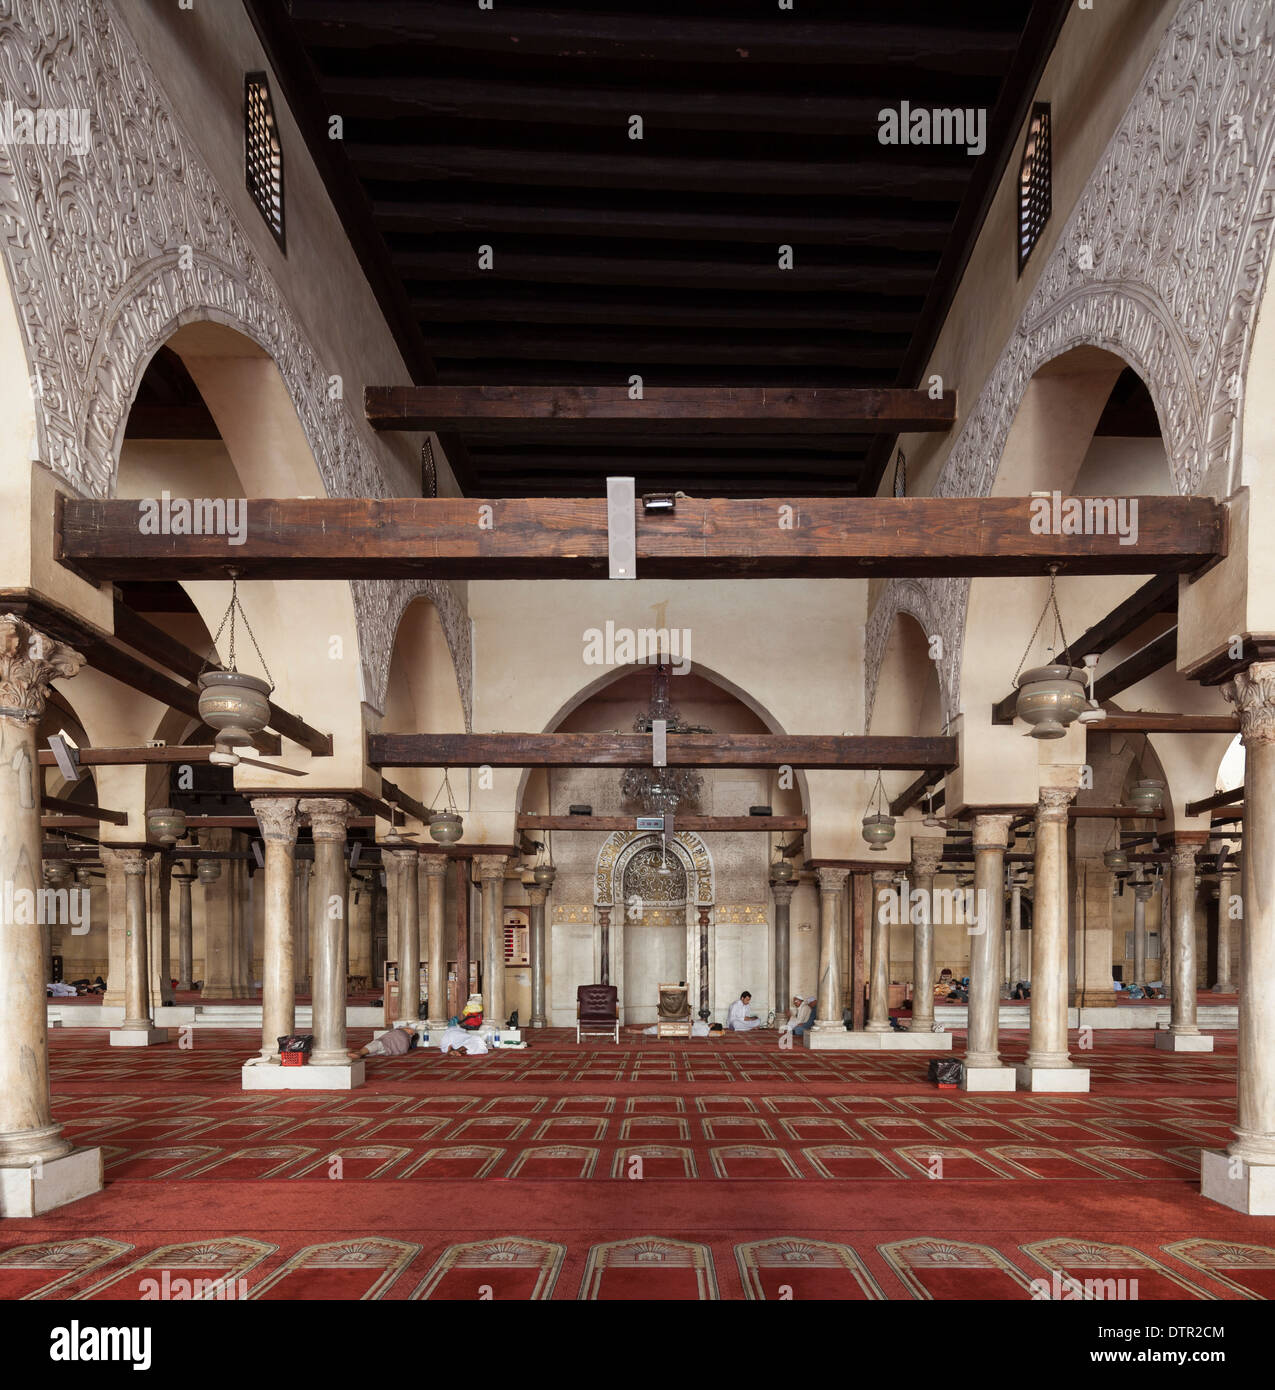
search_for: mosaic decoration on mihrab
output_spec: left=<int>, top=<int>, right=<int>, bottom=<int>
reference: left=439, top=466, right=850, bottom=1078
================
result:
left=595, top=829, right=713, bottom=906
left=866, top=0, right=1275, bottom=729
left=550, top=904, right=593, bottom=923
left=715, top=905, right=768, bottom=925
left=623, top=845, right=688, bottom=903
left=0, top=0, right=471, bottom=725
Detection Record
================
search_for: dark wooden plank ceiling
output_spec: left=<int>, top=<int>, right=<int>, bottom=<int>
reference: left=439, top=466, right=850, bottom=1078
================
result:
left=244, top=0, right=1069, bottom=497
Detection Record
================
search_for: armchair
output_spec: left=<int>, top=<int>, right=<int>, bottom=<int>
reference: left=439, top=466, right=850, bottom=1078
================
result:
left=576, top=983, right=619, bottom=1043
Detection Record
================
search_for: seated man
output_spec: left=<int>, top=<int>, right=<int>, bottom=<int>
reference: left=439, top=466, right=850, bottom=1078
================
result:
left=348, top=1024, right=418, bottom=1060
left=784, top=994, right=816, bottom=1037
left=726, top=990, right=763, bottom=1031
left=934, top=968, right=955, bottom=997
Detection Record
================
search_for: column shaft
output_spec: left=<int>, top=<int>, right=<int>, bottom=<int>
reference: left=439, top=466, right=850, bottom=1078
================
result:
left=1214, top=872, right=1235, bottom=991
left=909, top=840, right=944, bottom=1033
left=253, top=799, right=298, bottom=1060
left=1025, top=787, right=1076, bottom=1069
left=301, top=800, right=352, bottom=1065
left=771, top=881, right=795, bottom=1026
left=966, top=815, right=1011, bottom=1068
left=812, top=868, right=847, bottom=1032
left=527, top=885, right=548, bottom=1028
left=865, top=872, right=893, bottom=1032
left=175, top=873, right=195, bottom=992
left=1133, top=882, right=1151, bottom=987
left=392, top=849, right=421, bottom=1019
left=1170, top=842, right=1201, bottom=1034
left=423, top=855, right=450, bottom=1029
left=1010, top=882, right=1024, bottom=984
left=476, top=856, right=508, bottom=1029
left=120, top=852, right=154, bottom=1031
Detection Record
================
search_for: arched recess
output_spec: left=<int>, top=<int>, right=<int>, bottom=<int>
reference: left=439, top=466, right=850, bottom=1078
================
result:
left=866, top=0, right=1275, bottom=722
left=380, top=596, right=470, bottom=814
left=596, top=830, right=715, bottom=909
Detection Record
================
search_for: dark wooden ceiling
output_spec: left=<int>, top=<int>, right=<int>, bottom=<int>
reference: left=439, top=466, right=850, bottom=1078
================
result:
left=244, top=0, right=1069, bottom=497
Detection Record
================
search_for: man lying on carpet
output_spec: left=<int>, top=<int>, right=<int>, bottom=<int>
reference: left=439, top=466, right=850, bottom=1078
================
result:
left=348, top=1025, right=420, bottom=1060
left=435, top=995, right=491, bottom=1055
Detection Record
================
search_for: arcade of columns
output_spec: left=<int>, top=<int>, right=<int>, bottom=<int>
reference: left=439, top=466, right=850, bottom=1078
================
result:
left=2, top=611, right=1273, bottom=1214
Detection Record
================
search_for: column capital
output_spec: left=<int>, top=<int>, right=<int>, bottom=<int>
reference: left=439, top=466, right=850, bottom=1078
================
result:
left=972, top=813, right=1014, bottom=850
left=815, top=865, right=849, bottom=892
left=1169, top=842, right=1199, bottom=871
left=526, top=885, right=548, bottom=907
left=770, top=881, right=796, bottom=907
left=910, top=838, right=945, bottom=877
left=252, top=796, right=299, bottom=844
left=871, top=867, right=897, bottom=886
left=299, top=798, right=353, bottom=841
left=1223, top=660, right=1275, bottom=744
left=0, top=615, right=84, bottom=724
left=1036, top=786, right=1076, bottom=822
left=474, top=853, right=510, bottom=881
left=386, top=845, right=419, bottom=866
left=419, top=852, right=450, bottom=877
left=101, top=846, right=151, bottom=876
left=1133, top=881, right=1154, bottom=902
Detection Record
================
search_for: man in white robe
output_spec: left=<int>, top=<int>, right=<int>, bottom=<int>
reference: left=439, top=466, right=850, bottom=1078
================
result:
left=726, top=991, right=762, bottom=1031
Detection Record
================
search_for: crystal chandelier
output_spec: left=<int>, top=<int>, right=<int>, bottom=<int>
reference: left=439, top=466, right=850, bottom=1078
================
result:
left=620, top=662, right=709, bottom=816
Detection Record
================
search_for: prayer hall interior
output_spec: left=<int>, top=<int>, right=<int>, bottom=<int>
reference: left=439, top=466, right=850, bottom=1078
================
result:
left=3, top=0, right=1275, bottom=1316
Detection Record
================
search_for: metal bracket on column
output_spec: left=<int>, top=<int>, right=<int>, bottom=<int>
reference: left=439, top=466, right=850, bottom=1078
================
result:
left=607, top=476, right=636, bottom=579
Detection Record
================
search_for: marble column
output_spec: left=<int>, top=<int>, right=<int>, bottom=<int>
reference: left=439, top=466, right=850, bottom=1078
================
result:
left=422, top=853, right=450, bottom=1029
left=964, top=815, right=1014, bottom=1088
left=390, top=847, right=421, bottom=1019
left=300, top=799, right=354, bottom=1067
left=770, top=880, right=795, bottom=1026
left=0, top=617, right=86, bottom=1181
left=1159, top=870, right=1173, bottom=999
left=1009, top=878, right=1025, bottom=985
left=597, top=906, right=610, bottom=986
left=1157, top=840, right=1212, bottom=1051
left=105, top=847, right=167, bottom=1046
left=251, top=798, right=298, bottom=1063
left=698, top=906, right=711, bottom=1018
left=200, top=832, right=233, bottom=998
left=475, top=855, right=508, bottom=1031
left=1213, top=871, right=1236, bottom=992
left=527, top=884, right=548, bottom=1028
left=1017, top=786, right=1088, bottom=1090
left=812, top=867, right=848, bottom=1033
left=293, top=859, right=311, bottom=994
left=147, top=852, right=175, bottom=1008
left=1133, top=879, right=1152, bottom=987
left=909, top=839, right=944, bottom=1033
left=864, top=870, right=895, bottom=1033
left=174, top=869, right=195, bottom=992
left=1203, top=666, right=1275, bottom=1209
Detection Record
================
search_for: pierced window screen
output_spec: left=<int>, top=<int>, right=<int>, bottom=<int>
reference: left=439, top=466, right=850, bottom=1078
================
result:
left=1017, top=103, right=1051, bottom=275
left=245, top=73, right=285, bottom=250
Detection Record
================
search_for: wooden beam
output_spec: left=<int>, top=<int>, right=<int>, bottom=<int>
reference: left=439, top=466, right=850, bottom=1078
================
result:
left=366, top=386, right=955, bottom=435
left=1186, top=786, right=1244, bottom=818
left=370, top=733, right=957, bottom=772
left=379, top=776, right=432, bottom=826
left=41, top=796, right=128, bottom=826
left=1094, top=713, right=1238, bottom=734
left=38, top=741, right=281, bottom=767
left=516, top=815, right=807, bottom=833
left=889, top=771, right=945, bottom=818
left=992, top=574, right=1179, bottom=723
left=1093, top=628, right=1179, bottom=703
left=59, top=496, right=1225, bottom=583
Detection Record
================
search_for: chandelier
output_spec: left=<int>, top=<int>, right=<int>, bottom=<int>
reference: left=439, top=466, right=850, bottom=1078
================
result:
left=619, top=662, right=709, bottom=816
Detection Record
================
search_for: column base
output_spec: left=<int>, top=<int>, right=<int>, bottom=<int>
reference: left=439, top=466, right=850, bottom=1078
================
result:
left=961, top=1065, right=1018, bottom=1092
left=1201, top=1149, right=1275, bottom=1215
left=908, top=1016, right=935, bottom=1033
left=1211, top=982, right=1235, bottom=993
left=0, top=1147, right=103, bottom=1218
left=863, top=1021, right=892, bottom=1034
left=803, top=1029, right=952, bottom=1051
left=110, top=1026, right=170, bottom=1047
left=1014, top=1063, right=1091, bottom=1092
left=242, top=1058, right=365, bottom=1090
left=1155, top=1030, right=1214, bottom=1052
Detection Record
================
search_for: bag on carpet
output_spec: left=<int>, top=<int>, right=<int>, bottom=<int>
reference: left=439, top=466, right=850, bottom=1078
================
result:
left=928, top=1058, right=964, bottom=1086
left=276, top=1034, right=314, bottom=1054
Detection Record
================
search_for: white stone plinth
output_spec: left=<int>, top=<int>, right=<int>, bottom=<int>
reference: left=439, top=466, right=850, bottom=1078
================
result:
left=961, top=1065, right=1018, bottom=1092
left=0, top=1147, right=103, bottom=1218
left=803, top=1029, right=953, bottom=1051
left=1014, top=1064, right=1091, bottom=1092
left=1154, top=1031, right=1214, bottom=1052
left=241, top=1059, right=365, bottom=1090
left=109, top=1026, right=170, bottom=1047
left=1201, top=1149, right=1275, bottom=1216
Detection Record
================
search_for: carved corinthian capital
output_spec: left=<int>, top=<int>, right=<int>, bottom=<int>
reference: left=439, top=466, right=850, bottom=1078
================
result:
left=0, top=615, right=84, bottom=723
left=299, top=798, right=352, bottom=841
left=770, top=881, right=796, bottom=907
left=1223, top=662, right=1275, bottom=745
left=972, top=814, right=1013, bottom=850
left=910, top=838, right=945, bottom=878
left=474, top=854, right=510, bottom=882
left=1036, top=786, right=1076, bottom=823
left=1169, top=842, right=1200, bottom=872
left=252, top=797, right=299, bottom=844
left=815, top=866, right=849, bottom=893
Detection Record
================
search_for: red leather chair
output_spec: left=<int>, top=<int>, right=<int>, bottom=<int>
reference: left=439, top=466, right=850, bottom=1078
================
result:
left=576, top=984, right=619, bottom=1043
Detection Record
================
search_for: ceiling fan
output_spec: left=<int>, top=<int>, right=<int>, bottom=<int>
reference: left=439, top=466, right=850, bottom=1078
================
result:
left=921, top=787, right=959, bottom=832
left=208, top=743, right=307, bottom=777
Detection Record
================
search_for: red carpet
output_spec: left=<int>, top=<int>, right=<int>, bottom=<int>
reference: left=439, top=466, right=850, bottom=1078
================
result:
left=1, top=1026, right=1272, bottom=1299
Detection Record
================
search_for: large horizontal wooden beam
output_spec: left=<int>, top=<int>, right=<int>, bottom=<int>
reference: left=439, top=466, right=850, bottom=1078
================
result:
left=38, top=741, right=281, bottom=767
left=370, top=733, right=957, bottom=772
left=1094, top=713, right=1238, bottom=734
left=1186, top=786, right=1244, bottom=818
left=516, top=815, right=807, bottom=833
left=365, top=386, right=955, bottom=435
left=58, top=496, right=1225, bottom=583
left=41, top=796, right=128, bottom=826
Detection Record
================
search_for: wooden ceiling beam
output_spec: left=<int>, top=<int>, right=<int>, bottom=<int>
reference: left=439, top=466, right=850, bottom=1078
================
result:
left=1186, top=786, right=1244, bottom=818
left=366, top=386, right=955, bottom=434
left=1094, top=713, right=1238, bottom=734
left=41, top=796, right=128, bottom=826
left=517, top=815, right=807, bottom=833
left=38, top=741, right=282, bottom=767
left=58, top=496, right=1224, bottom=583
left=369, top=733, right=957, bottom=772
